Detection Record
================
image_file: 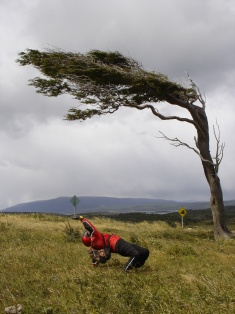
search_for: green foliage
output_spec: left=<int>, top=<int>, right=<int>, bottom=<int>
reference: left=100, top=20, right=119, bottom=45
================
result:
left=103, top=209, right=214, bottom=224
left=63, top=222, right=81, bottom=242
left=102, top=207, right=235, bottom=232
left=0, top=214, right=235, bottom=313
left=87, top=50, right=132, bottom=67
left=17, top=48, right=197, bottom=121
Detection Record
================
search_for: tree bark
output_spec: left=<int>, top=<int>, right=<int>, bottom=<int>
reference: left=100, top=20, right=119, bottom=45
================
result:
left=209, top=175, right=230, bottom=239
left=194, top=109, right=231, bottom=239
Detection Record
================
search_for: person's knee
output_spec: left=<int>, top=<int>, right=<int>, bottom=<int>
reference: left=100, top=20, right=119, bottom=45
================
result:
left=135, top=251, right=141, bottom=258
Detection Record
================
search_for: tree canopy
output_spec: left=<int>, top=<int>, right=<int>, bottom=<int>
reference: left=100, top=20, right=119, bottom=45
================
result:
left=17, top=49, right=198, bottom=122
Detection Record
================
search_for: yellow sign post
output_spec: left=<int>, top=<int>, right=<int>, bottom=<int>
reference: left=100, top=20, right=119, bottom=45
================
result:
left=178, top=207, right=187, bottom=228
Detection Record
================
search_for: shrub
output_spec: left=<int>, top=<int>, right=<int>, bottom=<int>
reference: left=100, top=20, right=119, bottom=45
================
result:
left=63, top=222, right=80, bottom=242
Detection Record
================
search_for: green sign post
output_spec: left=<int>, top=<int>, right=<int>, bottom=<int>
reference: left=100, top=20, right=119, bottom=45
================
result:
left=70, top=195, right=80, bottom=218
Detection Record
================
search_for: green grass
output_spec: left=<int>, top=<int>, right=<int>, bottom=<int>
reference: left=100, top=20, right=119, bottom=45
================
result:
left=0, top=213, right=235, bottom=313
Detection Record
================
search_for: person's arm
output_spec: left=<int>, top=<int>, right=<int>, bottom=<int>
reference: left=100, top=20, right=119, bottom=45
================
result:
left=79, top=216, right=98, bottom=235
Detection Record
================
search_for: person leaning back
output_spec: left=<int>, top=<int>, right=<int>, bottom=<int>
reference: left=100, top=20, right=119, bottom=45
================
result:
left=79, top=216, right=149, bottom=272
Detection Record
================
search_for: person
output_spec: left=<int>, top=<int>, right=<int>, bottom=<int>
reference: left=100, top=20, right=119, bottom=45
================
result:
left=79, top=216, right=149, bottom=271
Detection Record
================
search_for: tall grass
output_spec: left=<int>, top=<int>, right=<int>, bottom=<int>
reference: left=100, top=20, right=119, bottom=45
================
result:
left=0, top=213, right=235, bottom=313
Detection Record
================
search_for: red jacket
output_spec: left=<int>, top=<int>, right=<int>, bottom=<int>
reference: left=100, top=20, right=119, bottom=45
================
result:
left=81, top=217, right=121, bottom=252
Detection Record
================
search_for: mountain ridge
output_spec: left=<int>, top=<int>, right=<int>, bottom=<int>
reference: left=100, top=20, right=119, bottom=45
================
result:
left=2, top=196, right=235, bottom=215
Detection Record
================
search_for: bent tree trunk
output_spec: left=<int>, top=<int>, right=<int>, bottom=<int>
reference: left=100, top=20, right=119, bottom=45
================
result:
left=196, top=118, right=230, bottom=239
left=209, top=175, right=230, bottom=239
left=201, top=155, right=230, bottom=239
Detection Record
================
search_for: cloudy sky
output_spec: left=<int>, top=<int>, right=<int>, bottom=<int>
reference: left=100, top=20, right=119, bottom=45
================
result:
left=0, top=0, right=235, bottom=210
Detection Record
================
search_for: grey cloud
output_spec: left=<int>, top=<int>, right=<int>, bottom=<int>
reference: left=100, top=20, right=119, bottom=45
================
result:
left=0, top=0, right=235, bottom=209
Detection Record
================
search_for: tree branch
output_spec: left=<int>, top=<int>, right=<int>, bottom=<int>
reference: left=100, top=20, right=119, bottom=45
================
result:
left=126, top=103, right=197, bottom=126
left=158, top=131, right=216, bottom=169
left=212, top=121, right=225, bottom=174
left=158, top=121, right=224, bottom=175
left=186, top=73, right=206, bottom=108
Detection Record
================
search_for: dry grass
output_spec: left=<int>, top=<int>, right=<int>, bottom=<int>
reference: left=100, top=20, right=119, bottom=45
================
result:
left=0, top=213, right=235, bottom=313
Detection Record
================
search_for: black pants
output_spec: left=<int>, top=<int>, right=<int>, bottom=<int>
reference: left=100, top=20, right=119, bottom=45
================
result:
left=115, top=239, right=149, bottom=271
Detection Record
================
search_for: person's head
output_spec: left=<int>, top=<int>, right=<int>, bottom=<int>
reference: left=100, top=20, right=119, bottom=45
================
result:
left=82, top=230, right=91, bottom=246
left=88, top=248, right=107, bottom=267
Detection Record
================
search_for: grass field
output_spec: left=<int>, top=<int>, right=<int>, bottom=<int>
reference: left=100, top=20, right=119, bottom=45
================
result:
left=0, top=213, right=235, bottom=313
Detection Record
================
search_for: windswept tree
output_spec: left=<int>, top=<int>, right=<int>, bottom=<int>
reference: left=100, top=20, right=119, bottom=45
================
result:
left=17, top=49, right=230, bottom=239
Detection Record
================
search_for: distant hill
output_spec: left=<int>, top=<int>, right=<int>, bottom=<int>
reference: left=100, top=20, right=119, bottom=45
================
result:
left=2, top=196, right=235, bottom=215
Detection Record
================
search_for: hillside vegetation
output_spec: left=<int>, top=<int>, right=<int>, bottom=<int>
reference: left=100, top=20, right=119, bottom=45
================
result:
left=0, top=213, right=235, bottom=313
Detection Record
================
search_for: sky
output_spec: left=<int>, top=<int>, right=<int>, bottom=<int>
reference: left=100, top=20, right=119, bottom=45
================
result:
left=0, top=0, right=235, bottom=210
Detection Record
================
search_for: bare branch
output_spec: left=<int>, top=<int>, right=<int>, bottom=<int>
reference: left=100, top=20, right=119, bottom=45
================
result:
left=127, top=103, right=197, bottom=126
left=186, top=73, right=206, bottom=108
left=212, top=121, right=225, bottom=174
left=158, top=123, right=225, bottom=176
left=158, top=131, right=200, bottom=154
left=158, top=131, right=215, bottom=167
